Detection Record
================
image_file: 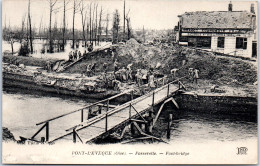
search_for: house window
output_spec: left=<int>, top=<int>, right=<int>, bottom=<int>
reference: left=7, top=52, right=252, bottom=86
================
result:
left=236, top=37, right=247, bottom=49
left=217, top=37, right=225, bottom=48
left=188, top=36, right=211, bottom=48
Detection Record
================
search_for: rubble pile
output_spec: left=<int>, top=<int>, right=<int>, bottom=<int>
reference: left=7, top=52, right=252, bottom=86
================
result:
left=2, top=127, right=16, bottom=142
left=34, top=74, right=106, bottom=92
left=3, top=63, right=33, bottom=75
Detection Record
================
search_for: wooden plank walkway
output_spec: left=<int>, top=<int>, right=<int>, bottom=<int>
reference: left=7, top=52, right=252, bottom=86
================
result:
left=50, top=83, right=179, bottom=143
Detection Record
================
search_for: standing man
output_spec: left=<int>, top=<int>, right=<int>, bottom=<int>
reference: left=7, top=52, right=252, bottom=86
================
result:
left=149, top=72, right=156, bottom=90
left=83, top=50, right=87, bottom=58
left=114, top=59, right=119, bottom=74
left=188, top=68, right=194, bottom=83
left=194, top=69, right=199, bottom=84
left=69, top=51, right=73, bottom=61
left=78, top=51, right=82, bottom=59
left=171, top=68, right=179, bottom=78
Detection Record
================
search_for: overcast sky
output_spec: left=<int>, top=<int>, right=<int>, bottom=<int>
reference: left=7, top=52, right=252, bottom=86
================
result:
left=2, top=0, right=258, bottom=30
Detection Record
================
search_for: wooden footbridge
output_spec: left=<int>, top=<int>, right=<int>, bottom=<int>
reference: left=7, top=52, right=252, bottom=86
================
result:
left=20, top=78, right=186, bottom=144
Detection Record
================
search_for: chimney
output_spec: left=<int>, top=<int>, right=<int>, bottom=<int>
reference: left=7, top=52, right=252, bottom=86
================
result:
left=228, top=1, right=233, bottom=12
left=251, top=4, right=255, bottom=14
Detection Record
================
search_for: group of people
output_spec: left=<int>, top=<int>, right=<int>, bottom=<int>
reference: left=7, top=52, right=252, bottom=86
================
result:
left=135, top=69, right=157, bottom=89
left=68, top=50, right=88, bottom=61
left=188, top=68, right=199, bottom=84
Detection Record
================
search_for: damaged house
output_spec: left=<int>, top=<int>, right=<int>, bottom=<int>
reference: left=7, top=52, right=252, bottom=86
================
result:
left=176, top=2, right=257, bottom=58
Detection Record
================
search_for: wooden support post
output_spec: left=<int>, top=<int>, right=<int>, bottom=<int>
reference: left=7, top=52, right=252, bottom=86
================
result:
left=89, top=107, right=92, bottom=115
left=73, top=128, right=76, bottom=143
left=131, top=90, right=134, bottom=101
left=145, top=123, right=149, bottom=133
left=150, top=91, right=155, bottom=117
left=152, top=91, right=155, bottom=106
left=130, top=123, right=135, bottom=136
left=129, top=103, right=132, bottom=121
left=98, top=105, right=102, bottom=114
left=105, top=100, right=109, bottom=132
left=167, top=84, right=170, bottom=97
left=46, top=122, right=49, bottom=142
left=81, top=109, right=84, bottom=123
left=148, top=121, right=153, bottom=133
left=167, top=114, right=173, bottom=139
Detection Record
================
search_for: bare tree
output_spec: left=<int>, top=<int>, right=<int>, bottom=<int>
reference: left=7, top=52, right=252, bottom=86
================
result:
left=80, top=0, right=87, bottom=47
left=89, top=3, right=93, bottom=44
left=28, top=0, right=33, bottom=53
left=20, top=14, right=27, bottom=43
left=91, top=3, right=96, bottom=45
left=98, top=6, right=103, bottom=45
left=125, top=9, right=132, bottom=40
left=47, top=0, right=58, bottom=53
left=112, top=9, right=120, bottom=44
left=123, top=0, right=125, bottom=41
left=72, top=0, right=80, bottom=49
left=105, top=12, right=109, bottom=42
left=95, top=4, right=98, bottom=45
left=62, top=0, right=70, bottom=50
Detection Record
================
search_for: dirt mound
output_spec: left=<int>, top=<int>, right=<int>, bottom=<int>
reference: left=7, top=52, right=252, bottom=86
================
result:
left=115, top=41, right=257, bottom=86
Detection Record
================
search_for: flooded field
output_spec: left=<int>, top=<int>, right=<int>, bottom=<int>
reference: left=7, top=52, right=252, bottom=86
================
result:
left=2, top=39, right=112, bottom=60
left=2, top=91, right=257, bottom=144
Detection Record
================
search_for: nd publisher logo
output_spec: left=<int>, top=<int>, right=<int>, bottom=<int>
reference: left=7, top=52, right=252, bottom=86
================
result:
left=237, top=147, right=248, bottom=155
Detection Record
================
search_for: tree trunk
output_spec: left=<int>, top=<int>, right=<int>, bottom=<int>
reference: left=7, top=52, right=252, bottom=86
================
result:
left=106, top=13, right=108, bottom=42
left=62, top=0, right=66, bottom=49
left=98, top=7, right=102, bottom=45
left=91, top=4, right=95, bottom=45
left=81, top=2, right=86, bottom=48
left=95, top=4, right=98, bottom=46
left=11, top=40, right=14, bottom=55
left=72, top=0, right=76, bottom=49
left=123, top=0, right=125, bottom=41
left=89, top=4, right=92, bottom=44
left=28, top=0, right=33, bottom=54
left=49, top=3, right=53, bottom=53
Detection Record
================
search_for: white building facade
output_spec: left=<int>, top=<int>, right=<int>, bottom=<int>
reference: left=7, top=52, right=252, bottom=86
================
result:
left=177, top=3, right=257, bottom=58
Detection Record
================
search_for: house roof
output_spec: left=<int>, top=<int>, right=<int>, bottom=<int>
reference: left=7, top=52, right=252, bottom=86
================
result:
left=180, top=11, right=255, bottom=29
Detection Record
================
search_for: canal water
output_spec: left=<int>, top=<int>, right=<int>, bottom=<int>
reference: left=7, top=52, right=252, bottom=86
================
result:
left=2, top=91, right=257, bottom=144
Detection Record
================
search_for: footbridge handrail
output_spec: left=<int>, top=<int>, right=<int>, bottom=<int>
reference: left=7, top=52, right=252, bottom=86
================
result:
left=29, top=75, right=187, bottom=143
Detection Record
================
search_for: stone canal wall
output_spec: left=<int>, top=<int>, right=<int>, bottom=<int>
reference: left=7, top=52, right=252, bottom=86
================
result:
left=175, top=92, right=257, bottom=114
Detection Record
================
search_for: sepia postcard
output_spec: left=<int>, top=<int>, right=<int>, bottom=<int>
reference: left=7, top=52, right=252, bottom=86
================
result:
left=1, top=0, right=258, bottom=164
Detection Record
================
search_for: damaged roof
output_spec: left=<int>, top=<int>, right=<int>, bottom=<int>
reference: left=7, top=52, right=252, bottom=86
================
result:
left=180, top=11, right=255, bottom=29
